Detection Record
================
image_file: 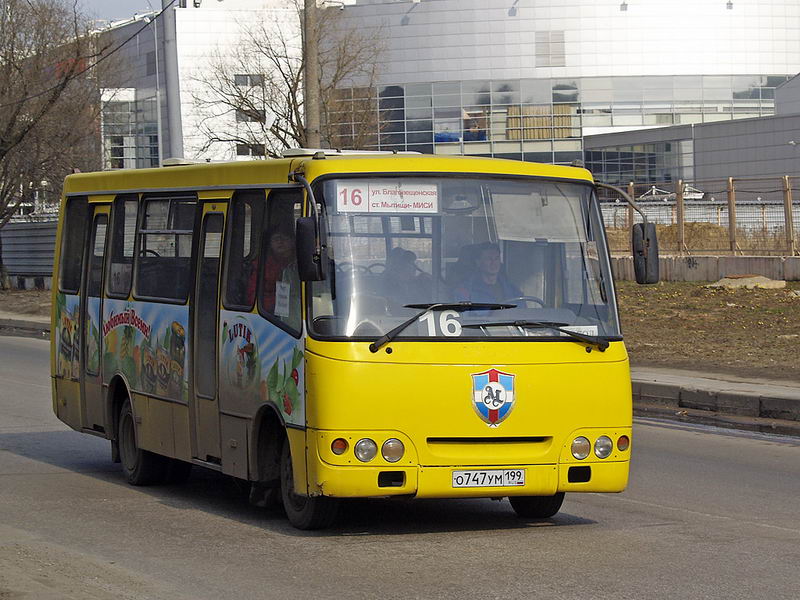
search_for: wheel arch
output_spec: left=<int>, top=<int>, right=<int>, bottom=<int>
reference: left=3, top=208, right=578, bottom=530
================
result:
left=106, top=373, right=133, bottom=442
left=249, top=402, right=287, bottom=483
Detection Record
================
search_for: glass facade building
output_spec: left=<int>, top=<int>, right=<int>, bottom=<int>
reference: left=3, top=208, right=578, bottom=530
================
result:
left=334, top=0, right=800, bottom=167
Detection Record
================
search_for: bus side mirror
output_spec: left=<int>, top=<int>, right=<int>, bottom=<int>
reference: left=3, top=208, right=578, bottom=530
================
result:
left=632, top=222, right=659, bottom=284
left=296, top=217, right=325, bottom=281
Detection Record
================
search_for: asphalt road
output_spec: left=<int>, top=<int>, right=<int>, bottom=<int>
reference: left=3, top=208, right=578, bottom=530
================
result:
left=1, top=336, right=798, bottom=600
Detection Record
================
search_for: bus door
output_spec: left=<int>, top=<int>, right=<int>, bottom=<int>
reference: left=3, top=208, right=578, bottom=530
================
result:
left=80, top=203, right=110, bottom=432
left=190, top=201, right=226, bottom=463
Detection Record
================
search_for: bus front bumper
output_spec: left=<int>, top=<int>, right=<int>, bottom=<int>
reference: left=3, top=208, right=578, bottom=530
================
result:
left=307, top=459, right=629, bottom=499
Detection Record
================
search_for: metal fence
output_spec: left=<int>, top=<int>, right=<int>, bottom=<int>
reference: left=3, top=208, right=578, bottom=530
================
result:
left=600, top=176, right=800, bottom=256
left=0, top=220, right=58, bottom=278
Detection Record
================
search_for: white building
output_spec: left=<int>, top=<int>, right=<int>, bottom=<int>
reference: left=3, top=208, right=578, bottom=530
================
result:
left=98, top=0, right=800, bottom=168
left=99, top=0, right=298, bottom=167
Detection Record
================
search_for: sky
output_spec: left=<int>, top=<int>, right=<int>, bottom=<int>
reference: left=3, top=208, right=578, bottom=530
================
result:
left=81, top=0, right=160, bottom=22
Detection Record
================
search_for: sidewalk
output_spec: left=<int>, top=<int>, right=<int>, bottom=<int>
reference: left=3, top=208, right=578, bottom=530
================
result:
left=1, top=311, right=797, bottom=434
left=0, top=310, right=49, bottom=338
left=632, top=366, right=800, bottom=435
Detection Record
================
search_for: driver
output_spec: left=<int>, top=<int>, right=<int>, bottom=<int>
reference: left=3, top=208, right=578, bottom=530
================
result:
left=381, top=247, right=430, bottom=311
left=454, top=242, right=521, bottom=303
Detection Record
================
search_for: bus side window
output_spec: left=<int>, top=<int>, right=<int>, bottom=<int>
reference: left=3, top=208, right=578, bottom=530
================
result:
left=258, top=190, right=302, bottom=333
left=223, top=190, right=265, bottom=311
left=135, top=195, right=196, bottom=301
left=59, top=196, right=88, bottom=293
left=107, top=195, right=138, bottom=298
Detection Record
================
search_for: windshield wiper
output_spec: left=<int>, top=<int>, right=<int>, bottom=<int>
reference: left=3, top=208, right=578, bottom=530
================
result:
left=368, top=302, right=516, bottom=353
left=462, top=320, right=609, bottom=352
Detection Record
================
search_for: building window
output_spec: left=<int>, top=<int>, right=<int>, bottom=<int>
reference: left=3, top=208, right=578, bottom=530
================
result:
left=236, top=143, right=266, bottom=156
left=535, top=31, right=565, bottom=68
left=236, top=108, right=266, bottom=123
left=234, top=74, right=264, bottom=87
left=146, top=51, right=156, bottom=76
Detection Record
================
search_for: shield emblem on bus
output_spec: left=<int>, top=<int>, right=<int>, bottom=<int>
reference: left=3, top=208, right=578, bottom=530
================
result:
left=471, top=368, right=515, bottom=427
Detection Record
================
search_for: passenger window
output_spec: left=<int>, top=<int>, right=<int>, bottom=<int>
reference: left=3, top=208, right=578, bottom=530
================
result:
left=59, top=196, right=88, bottom=293
left=136, top=196, right=196, bottom=301
left=107, top=195, right=138, bottom=297
left=223, top=190, right=265, bottom=311
left=87, top=215, right=108, bottom=298
left=258, top=190, right=302, bottom=332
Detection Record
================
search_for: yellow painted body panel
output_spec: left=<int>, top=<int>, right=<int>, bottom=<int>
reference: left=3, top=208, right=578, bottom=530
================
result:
left=304, top=339, right=631, bottom=498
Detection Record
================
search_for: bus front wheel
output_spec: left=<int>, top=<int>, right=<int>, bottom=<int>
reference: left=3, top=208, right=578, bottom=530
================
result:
left=280, top=438, right=339, bottom=530
left=509, top=493, right=565, bottom=519
left=118, top=398, right=168, bottom=486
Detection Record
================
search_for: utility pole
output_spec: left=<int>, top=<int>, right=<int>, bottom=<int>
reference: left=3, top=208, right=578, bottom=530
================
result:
left=304, top=0, right=321, bottom=148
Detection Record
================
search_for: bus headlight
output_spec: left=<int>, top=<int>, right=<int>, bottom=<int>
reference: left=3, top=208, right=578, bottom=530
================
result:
left=571, top=436, right=591, bottom=460
left=381, top=438, right=404, bottom=463
left=594, top=436, right=613, bottom=459
left=354, top=438, right=378, bottom=462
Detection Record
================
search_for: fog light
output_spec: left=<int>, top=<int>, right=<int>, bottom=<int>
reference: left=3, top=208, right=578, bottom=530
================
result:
left=617, top=435, right=630, bottom=452
left=354, top=438, right=377, bottom=462
left=594, top=435, right=613, bottom=459
left=571, top=436, right=591, bottom=460
left=381, top=438, right=404, bottom=463
left=331, top=438, right=348, bottom=455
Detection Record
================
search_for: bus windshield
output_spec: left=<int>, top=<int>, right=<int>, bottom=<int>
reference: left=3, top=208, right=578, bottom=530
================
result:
left=309, top=176, right=620, bottom=341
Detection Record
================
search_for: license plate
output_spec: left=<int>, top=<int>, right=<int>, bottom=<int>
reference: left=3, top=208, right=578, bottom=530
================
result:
left=452, top=469, right=526, bottom=488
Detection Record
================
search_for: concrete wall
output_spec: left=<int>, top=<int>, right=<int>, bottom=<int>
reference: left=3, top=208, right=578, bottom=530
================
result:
left=613, top=255, right=800, bottom=282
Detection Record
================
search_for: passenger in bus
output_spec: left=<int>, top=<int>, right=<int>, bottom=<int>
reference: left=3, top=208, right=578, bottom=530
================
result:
left=247, top=225, right=298, bottom=316
left=261, top=230, right=294, bottom=310
left=381, top=247, right=430, bottom=311
left=454, top=242, right=522, bottom=303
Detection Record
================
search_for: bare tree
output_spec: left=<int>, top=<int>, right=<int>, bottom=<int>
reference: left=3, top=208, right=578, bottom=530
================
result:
left=189, top=2, right=383, bottom=159
left=0, top=0, right=106, bottom=286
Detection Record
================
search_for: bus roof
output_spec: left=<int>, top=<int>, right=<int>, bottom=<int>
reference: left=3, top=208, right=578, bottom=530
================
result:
left=61, top=154, right=594, bottom=197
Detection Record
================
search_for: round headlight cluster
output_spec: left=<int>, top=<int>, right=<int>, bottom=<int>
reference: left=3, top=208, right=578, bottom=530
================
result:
left=594, top=436, right=613, bottom=459
left=571, top=434, right=629, bottom=460
left=342, top=437, right=406, bottom=463
left=571, top=436, right=591, bottom=460
left=354, top=438, right=378, bottom=462
left=381, top=438, right=405, bottom=463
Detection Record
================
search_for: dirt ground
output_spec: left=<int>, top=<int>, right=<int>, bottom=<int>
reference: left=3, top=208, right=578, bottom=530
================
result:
left=617, top=280, right=800, bottom=381
left=0, top=289, right=51, bottom=317
left=2, top=283, right=799, bottom=380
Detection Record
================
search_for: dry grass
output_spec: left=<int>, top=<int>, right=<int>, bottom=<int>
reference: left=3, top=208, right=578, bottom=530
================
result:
left=617, top=280, right=800, bottom=381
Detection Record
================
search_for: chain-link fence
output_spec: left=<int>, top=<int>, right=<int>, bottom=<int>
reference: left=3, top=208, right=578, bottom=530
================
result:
left=600, top=176, right=799, bottom=256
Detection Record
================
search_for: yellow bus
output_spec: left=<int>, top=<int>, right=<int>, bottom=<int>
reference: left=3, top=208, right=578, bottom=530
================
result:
left=51, top=150, right=658, bottom=529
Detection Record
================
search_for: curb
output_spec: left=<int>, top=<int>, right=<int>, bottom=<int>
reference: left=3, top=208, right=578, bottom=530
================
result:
left=632, top=379, right=800, bottom=436
left=0, top=317, right=797, bottom=436
left=0, top=318, right=50, bottom=339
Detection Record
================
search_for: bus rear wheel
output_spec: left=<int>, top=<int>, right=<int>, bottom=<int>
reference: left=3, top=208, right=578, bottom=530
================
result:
left=280, top=438, right=339, bottom=530
left=118, top=398, right=168, bottom=486
left=509, top=492, right=565, bottom=519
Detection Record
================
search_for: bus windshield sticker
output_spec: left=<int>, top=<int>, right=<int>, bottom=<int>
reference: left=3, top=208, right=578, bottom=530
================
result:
left=336, top=180, right=438, bottom=214
left=274, top=281, right=290, bottom=318
left=492, top=190, right=587, bottom=243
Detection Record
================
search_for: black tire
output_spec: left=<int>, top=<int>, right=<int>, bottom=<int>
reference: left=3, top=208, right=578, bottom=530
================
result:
left=249, top=481, right=283, bottom=509
left=280, top=438, right=339, bottom=530
left=117, top=398, right=168, bottom=486
left=509, top=493, right=565, bottom=519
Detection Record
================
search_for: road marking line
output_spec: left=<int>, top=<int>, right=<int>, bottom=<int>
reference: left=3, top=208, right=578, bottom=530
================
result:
left=600, top=494, right=800, bottom=535
left=0, top=378, right=50, bottom=390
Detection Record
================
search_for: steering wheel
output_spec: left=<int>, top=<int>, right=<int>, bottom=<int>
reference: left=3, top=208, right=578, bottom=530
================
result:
left=367, top=263, right=385, bottom=274
left=504, top=295, right=546, bottom=307
left=140, top=249, right=160, bottom=257
left=336, top=262, right=368, bottom=274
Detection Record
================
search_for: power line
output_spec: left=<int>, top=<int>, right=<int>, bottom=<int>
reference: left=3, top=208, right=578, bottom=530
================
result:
left=0, top=0, right=178, bottom=110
